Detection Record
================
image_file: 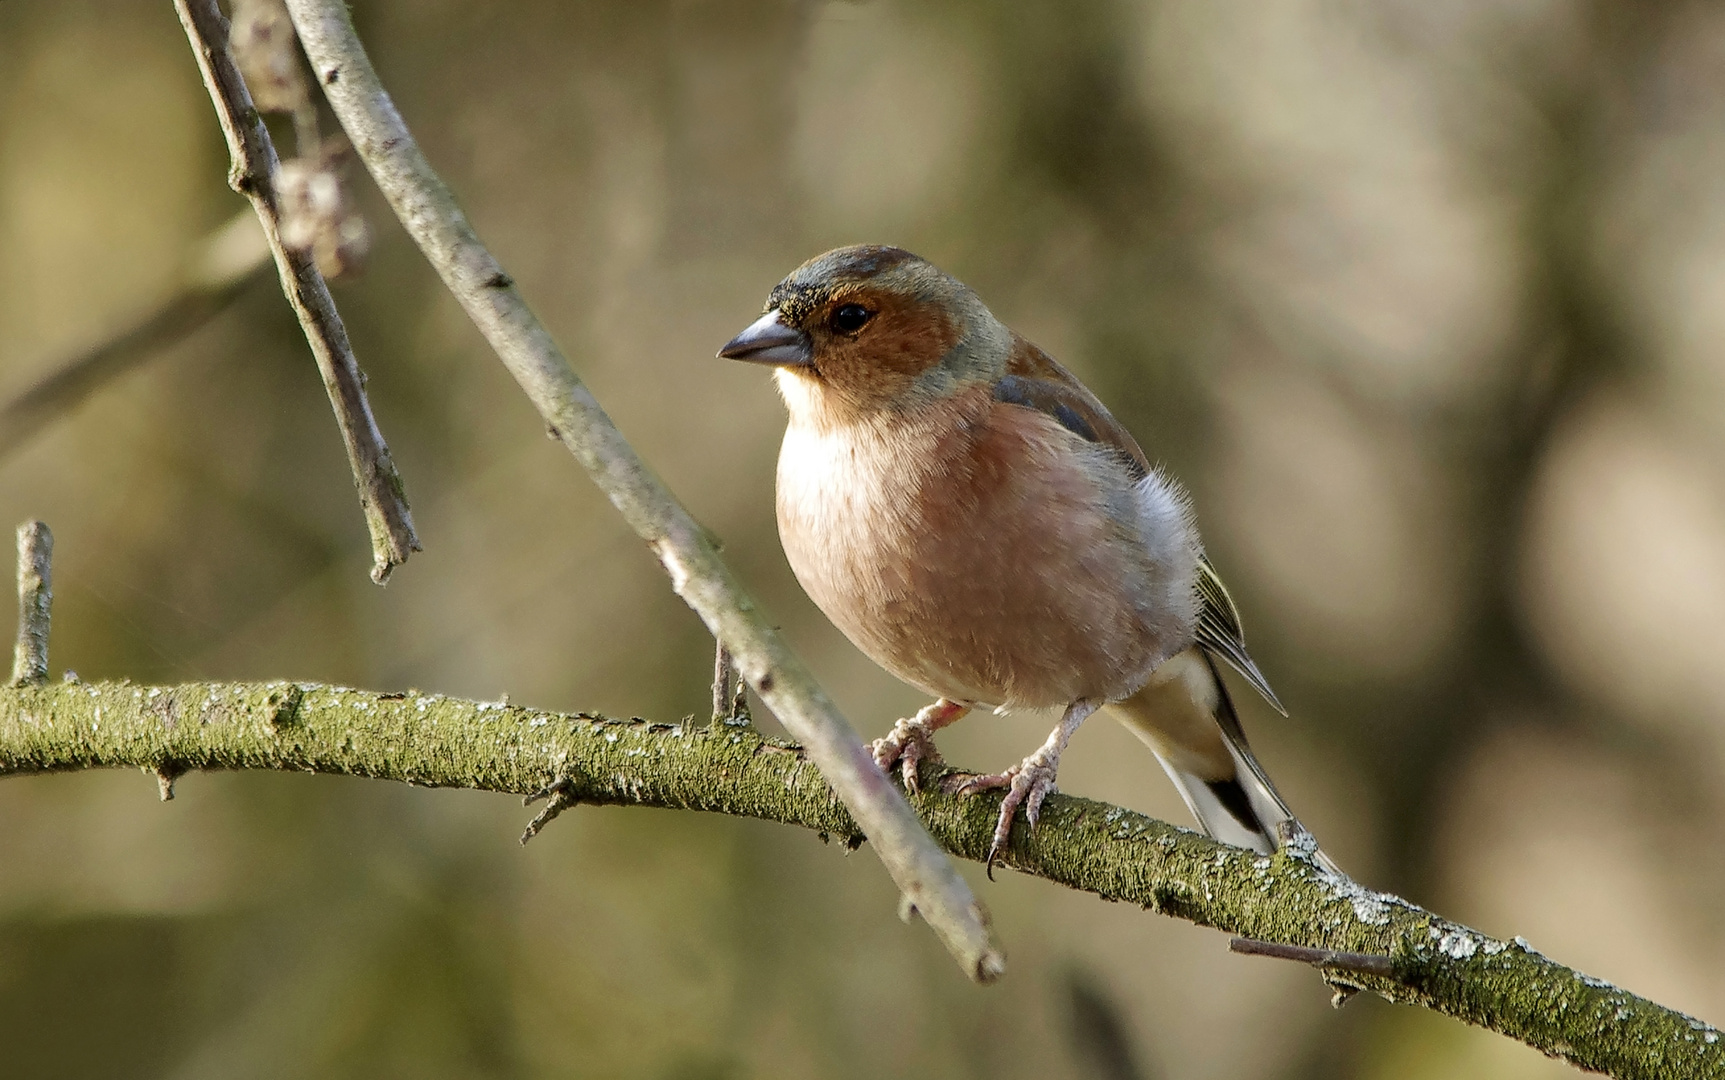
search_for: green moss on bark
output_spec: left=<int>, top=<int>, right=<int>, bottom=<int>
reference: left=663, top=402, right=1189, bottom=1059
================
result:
left=0, top=680, right=1718, bottom=1079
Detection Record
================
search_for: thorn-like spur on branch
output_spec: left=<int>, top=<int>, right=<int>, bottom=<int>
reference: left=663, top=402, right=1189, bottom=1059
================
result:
left=153, top=761, right=187, bottom=802
left=1229, top=936, right=1395, bottom=978
left=0, top=680, right=1720, bottom=1079
left=0, top=212, right=272, bottom=464
left=279, top=0, right=1003, bottom=982
left=174, top=0, right=418, bottom=586
left=9, top=522, right=52, bottom=687
left=519, top=777, right=579, bottom=845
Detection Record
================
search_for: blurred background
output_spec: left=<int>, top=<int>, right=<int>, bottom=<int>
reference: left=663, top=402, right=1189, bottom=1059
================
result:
left=3, top=0, right=1724, bottom=1076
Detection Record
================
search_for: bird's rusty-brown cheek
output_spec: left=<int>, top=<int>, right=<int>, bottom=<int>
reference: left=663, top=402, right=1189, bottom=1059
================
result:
left=813, top=297, right=962, bottom=413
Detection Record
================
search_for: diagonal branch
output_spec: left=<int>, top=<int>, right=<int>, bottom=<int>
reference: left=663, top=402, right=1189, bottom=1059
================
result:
left=0, top=677, right=1717, bottom=1080
left=0, top=211, right=272, bottom=464
left=174, top=0, right=419, bottom=585
left=278, top=0, right=1002, bottom=981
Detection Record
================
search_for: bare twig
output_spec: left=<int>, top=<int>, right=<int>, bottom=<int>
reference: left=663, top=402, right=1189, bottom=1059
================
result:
left=281, top=0, right=1003, bottom=982
left=0, top=212, right=272, bottom=463
left=1228, top=937, right=1396, bottom=978
left=0, top=678, right=1720, bottom=1079
left=174, top=0, right=419, bottom=585
left=10, top=522, right=52, bottom=687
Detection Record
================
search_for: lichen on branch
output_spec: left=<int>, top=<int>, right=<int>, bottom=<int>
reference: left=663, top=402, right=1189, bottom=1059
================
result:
left=0, top=679, right=1717, bottom=1080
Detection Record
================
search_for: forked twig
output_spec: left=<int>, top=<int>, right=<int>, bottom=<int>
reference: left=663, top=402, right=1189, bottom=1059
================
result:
left=519, top=778, right=580, bottom=845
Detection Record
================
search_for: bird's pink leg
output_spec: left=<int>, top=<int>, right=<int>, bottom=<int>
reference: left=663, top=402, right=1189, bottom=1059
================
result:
left=872, top=698, right=970, bottom=794
left=951, top=700, right=1099, bottom=875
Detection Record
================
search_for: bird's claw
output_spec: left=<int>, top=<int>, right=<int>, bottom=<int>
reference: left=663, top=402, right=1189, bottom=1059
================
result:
left=950, top=753, right=1060, bottom=879
left=871, top=714, right=946, bottom=794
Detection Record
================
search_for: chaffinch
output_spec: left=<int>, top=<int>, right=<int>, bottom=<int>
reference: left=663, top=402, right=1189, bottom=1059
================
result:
left=720, top=245, right=1331, bottom=873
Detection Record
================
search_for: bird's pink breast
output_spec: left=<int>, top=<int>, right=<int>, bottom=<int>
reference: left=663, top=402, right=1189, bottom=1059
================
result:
left=776, top=386, right=1178, bottom=707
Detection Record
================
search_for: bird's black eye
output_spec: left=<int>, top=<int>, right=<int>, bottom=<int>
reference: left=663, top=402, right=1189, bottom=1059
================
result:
left=829, top=303, right=873, bottom=334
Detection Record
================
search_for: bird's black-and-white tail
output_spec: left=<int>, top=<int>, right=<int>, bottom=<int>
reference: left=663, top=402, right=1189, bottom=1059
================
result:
left=1106, top=648, right=1338, bottom=874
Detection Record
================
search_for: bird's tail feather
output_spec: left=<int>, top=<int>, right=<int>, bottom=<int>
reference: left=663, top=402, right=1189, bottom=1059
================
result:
left=1107, top=650, right=1338, bottom=874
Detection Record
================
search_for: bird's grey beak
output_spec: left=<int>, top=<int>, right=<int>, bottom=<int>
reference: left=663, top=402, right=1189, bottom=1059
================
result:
left=718, top=310, right=812, bottom=367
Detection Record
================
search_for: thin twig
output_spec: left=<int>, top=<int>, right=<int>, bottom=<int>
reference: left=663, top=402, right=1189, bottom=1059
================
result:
left=1, top=679, right=1720, bottom=1080
left=174, top=0, right=420, bottom=585
left=1229, top=937, right=1396, bottom=978
left=281, top=0, right=1003, bottom=982
left=10, top=522, right=52, bottom=687
left=0, top=212, right=271, bottom=463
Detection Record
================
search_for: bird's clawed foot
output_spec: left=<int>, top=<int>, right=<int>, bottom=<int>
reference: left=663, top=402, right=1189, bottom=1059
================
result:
left=872, top=698, right=969, bottom=794
left=951, top=751, right=1062, bottom=878
left=947, top=699, right=1098, bottom=879
left=872, top=717, right=942, bottom=793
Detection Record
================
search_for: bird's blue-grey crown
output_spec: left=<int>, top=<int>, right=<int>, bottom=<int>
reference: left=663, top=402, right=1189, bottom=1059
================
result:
left=766, top=245, right=921, bottom=324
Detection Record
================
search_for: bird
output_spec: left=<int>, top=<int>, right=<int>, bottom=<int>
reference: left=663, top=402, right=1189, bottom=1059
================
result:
left=718, top=244, right=1333, bottom=875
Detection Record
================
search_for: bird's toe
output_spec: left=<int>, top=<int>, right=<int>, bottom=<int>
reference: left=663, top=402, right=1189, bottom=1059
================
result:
left=871, top=714, right=947, bottom=795
left=982, top=754, right=1060, bottom=877
left=947, top=768, right=1013, bottom=797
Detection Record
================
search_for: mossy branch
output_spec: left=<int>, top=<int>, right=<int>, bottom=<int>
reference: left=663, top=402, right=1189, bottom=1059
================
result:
left=0, top=679, right=1717, bottom=1079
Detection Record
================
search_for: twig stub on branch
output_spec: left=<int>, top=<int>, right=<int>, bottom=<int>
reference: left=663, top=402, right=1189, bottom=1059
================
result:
left=9, top=521, right=52, bottom=687
left=1228, top=936, right=1396, bottom=977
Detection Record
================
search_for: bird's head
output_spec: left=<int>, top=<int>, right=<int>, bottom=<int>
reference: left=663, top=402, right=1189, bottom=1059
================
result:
left=718, top=245, right=1008, bottom=424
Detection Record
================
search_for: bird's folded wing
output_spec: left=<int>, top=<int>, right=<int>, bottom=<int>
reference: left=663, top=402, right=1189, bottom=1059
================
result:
left=1194, top=558, right=1286, bottom=717
left=996, top=336, right=1153, bottom=478
left=993, top=338, right=1288, bottom=717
